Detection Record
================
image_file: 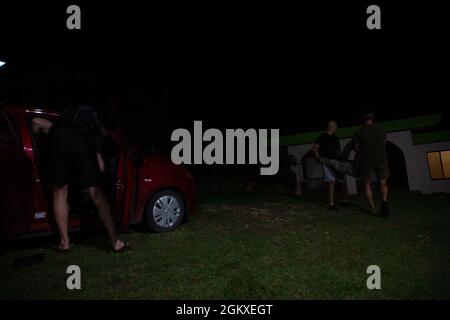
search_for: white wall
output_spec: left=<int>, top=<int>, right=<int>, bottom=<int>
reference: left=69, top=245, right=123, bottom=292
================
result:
left=288, top=144, right=313, bottom=195
left=412, top=141, right=450, bottom=194
left=386, top=131, right=450, bottom=194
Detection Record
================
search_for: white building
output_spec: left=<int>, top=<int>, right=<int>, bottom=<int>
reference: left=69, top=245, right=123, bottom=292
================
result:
left=282, top=114, right=450, bottom=195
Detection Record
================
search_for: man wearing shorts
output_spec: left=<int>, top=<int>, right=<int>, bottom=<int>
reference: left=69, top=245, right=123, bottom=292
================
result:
left=313, top=120, right=349, bottom=210
left=353, top=112, right=390, bottom=217
left=32, top=105, right=129, bottom=252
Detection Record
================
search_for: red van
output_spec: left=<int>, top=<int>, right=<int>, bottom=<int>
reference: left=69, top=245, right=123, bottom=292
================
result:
left=0, top=104, right=195, bottom=240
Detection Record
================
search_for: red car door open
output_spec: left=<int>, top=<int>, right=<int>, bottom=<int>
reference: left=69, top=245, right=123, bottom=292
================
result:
left=0, top=110, right=34, bottom=239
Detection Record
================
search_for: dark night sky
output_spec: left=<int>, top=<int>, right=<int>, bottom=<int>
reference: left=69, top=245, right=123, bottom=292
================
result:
left=1, top=2, right=449, bottom=135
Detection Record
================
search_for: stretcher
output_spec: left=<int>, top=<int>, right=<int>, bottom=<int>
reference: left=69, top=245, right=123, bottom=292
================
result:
left=319, top=157, right=360, bottom=177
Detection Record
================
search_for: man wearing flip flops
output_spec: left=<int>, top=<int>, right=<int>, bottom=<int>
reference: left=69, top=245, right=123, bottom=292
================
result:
left=32, top=104, right=130, bottom=252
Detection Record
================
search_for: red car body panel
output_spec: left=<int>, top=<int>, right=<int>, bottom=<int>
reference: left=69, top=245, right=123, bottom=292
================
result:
left=0, top=143, right=34, bottom=238
left=134, top=156, right=196, bottom=224
left=0, top=104, right=195, bottom=239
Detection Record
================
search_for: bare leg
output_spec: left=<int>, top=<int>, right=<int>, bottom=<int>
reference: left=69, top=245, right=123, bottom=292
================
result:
left=53, top=185, right=70, bottom=249
left=380, top=179, right=388, bottom=202
left=379, top=178, right=390, bottom=216
left=364, top=180, right=375, bottom=210
left=342, top=178, right=349, bottom=203
left=86, top=186, right=125, bottom=250
left=328, top=180, right=335, bottom=206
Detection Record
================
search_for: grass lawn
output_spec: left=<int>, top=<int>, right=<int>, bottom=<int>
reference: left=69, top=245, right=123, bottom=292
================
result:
left=1, top=191, right=449, bottom=299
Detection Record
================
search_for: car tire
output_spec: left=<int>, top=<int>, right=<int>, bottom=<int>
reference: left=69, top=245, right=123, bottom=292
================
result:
left=146, top=190, right=185, bottom=232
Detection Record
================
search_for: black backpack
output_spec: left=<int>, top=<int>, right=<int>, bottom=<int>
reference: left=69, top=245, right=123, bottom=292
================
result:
left=59, top=105, right=104, bottom=152
left=60, top=105, right=103, bottom=135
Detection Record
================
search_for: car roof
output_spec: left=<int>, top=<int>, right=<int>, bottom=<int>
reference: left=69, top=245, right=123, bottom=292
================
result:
left=1, top=103, right=60, bottom=117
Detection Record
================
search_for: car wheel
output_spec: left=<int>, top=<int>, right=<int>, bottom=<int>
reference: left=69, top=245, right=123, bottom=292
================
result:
left=146, top=190, right=185, bottom=232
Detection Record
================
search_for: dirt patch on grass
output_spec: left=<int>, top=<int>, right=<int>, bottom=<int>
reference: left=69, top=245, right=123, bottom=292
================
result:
left=197, top=199, right=338, bottom=232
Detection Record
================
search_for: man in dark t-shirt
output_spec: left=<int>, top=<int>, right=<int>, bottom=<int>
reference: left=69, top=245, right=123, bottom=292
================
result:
left=315, top=131, right=341, bottom=160
left=353, top=112, right=390, bottom=217
left=313, top=120, right=348, bottom=210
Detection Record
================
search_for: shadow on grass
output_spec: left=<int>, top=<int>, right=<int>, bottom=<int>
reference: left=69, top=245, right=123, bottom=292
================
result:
left=1, top=229, right=119, bottom=266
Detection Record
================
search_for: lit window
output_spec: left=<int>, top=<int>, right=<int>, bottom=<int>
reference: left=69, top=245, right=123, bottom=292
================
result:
left=427, top=151, right=450, bottom=179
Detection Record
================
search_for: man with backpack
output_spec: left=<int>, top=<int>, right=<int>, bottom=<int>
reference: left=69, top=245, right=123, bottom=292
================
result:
left=32, top=104, right=129, bottom=252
